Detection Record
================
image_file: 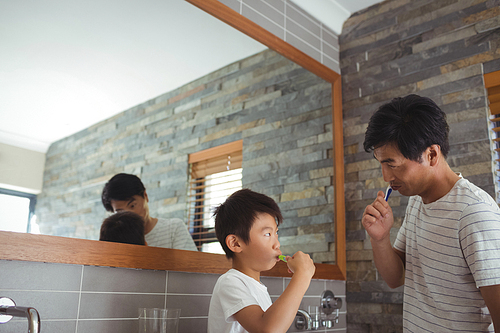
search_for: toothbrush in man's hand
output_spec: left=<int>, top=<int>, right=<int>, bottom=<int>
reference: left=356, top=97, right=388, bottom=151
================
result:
left=384, top=185, right=392, bottom=201
left=278, top=255, right=287, bottom=262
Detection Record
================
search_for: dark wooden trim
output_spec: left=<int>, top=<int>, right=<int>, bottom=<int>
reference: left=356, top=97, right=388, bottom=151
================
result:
left=0, top=231, right=344, bottom=280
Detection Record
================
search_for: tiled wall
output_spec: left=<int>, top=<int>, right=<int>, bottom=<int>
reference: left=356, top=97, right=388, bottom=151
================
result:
left=217, top=0, right=340, bottom=73
left=0, top=259, right=346, bottom=332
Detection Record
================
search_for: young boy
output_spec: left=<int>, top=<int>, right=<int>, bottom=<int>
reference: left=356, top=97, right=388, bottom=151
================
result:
left=99, top=211, right=146, bottom=245
left=207, top=189, right=316, bottom=333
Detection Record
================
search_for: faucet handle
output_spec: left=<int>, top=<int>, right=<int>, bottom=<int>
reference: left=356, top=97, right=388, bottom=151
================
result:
left=0, top=297, right=15, bottom=323
left=0, top=297, right=41, bottom=333
left=295, top=309, right=312, bottom=330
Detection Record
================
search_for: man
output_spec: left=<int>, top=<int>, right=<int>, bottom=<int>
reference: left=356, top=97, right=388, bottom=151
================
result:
left=362, top=94, right=500, bottom=332
left=101, top=173, right=197, bottom=251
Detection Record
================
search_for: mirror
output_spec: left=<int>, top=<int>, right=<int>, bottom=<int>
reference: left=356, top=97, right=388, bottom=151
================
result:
left=3, top=0, right=345, bottom=279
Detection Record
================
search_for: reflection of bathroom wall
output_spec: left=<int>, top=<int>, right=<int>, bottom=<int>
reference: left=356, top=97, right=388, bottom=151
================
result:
left=0, top=259, right=346, bottom=332
left=37, top=49, right=336, bottom=262
left=216, top=0, right=340, bottom=73
left=0, top=142, right=45, bottom=194
left=340, top=0, right=500, bottom=331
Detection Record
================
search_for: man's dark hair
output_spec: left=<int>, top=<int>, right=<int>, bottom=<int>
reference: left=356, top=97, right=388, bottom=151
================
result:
left=213, top=189, right=283, bottom=259
left=363, top=94, right=450, bottom=161
left=99, top=211, right=146, bottom=245
left=101, top=173, right=146, bottom=212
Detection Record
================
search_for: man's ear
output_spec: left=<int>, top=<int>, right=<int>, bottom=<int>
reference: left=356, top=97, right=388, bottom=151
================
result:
left=144, top=190, right=149, bottom=202
left=427, top=144, right=440, bottom=166
left=226, top=234, right=243, bottom=254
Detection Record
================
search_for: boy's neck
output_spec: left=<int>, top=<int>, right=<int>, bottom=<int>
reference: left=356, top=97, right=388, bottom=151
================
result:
left=232, top=256, right=261, bottom=282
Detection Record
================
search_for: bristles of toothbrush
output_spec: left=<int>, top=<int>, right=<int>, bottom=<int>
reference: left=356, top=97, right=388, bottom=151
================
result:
left=385, top=185, right=393, bottom=201
left=278, top=255, right=287, bottom=262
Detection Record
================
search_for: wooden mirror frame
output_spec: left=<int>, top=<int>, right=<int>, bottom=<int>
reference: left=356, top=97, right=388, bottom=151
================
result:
left=0, top=0, right=346, bottom=280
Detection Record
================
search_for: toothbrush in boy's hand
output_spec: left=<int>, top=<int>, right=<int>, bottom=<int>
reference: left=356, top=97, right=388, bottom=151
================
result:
left=278, top=255, right=287, bottom=262
left=384, top=185, right=392, bottom=201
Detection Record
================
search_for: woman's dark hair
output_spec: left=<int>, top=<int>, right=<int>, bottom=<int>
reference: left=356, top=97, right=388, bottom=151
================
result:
left=363, top=94, right=450, bottom=161
left=213, top=189, right=283, bottom=259
left=101, top=173, right=146, bottom=212
left=99, top=211, right=145, bottom=245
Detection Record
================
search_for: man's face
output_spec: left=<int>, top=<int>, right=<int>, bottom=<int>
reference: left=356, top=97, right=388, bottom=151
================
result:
left=373, top=142, right=432, bottom=197
left=110, top=194, right=148, bottom=220
left=239, top=213, right=282, bottom=273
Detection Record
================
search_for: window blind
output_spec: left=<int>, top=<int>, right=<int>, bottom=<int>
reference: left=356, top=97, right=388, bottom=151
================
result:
left=187, top=140, right=243, bottom=252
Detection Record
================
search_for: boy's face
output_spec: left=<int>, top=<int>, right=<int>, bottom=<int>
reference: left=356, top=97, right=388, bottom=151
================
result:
left=238, top=212, right=282, bottom=273
left=110, top=194, right=148, bottom=220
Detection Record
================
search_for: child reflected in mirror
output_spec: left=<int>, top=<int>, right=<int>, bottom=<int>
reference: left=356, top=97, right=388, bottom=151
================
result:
left=99, top=211, right=146, bottom=245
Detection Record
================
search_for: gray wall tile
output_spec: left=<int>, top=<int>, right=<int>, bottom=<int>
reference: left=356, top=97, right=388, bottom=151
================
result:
left=286, top=33, right=322, bottom=63
left=287, top=17, right=321, bottom=50
left=77, top=318, right=137, bottom=333
left=1, top=319, right=77, bottom=333
left=0, top=290, right=80, bottom=320
left=243, top=0, right=284, bottom=27
left=166, top=294, right=211, bottom=317
left=167, top=271, right=219, bottom=294
left=179, top=317, right=208, bottom=333
left=0, top=260, right=82, bottom=291
left=242, top=4, right=284, bottom=39
left=82, top=265, right=166, bottom=293
left=218, top=0, right=241, bottom=13
left=78, top=293, right=165, bottom=319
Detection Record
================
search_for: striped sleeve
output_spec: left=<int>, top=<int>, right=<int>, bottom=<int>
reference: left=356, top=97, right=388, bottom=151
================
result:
left=459, top=201, right=500, bottom=288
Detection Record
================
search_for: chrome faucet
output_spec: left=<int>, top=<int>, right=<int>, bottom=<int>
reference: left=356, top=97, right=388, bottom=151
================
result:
left=295, top=309, right=313, bottom=330
left=294, top=290, right=343, bottom=331
left=0, top=297, right=41, bottom=333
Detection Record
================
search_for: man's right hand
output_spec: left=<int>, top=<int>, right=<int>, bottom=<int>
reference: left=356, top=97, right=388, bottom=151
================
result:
left=362, top=190, right=394, bottom=242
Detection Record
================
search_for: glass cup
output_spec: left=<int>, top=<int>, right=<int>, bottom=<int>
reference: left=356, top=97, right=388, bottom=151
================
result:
left=138, top=308, right=181, bottom=333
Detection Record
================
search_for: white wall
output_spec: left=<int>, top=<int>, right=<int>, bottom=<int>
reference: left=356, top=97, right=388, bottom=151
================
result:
left=0, top=142, right=45, bottom=194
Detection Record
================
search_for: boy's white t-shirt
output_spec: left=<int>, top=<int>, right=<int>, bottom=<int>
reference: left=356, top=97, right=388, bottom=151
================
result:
left=208, top=268, right=272, bottom=333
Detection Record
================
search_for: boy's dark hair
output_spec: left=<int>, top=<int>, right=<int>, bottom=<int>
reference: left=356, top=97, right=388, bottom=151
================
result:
left=363, top=94, right=450, bottom=161
left=102, top=173, right=146, bottom=212
left=214, top=189, right=283, bottom=259
left=99, top=211, right=146, bottom=245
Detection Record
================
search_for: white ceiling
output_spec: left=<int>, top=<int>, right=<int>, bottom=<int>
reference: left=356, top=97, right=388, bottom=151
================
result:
left=0, top=0, right=382, bottom=153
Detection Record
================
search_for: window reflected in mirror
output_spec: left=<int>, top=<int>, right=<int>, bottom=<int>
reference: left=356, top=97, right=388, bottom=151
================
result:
left=0, top=189, right=39, bottom=234
left=188, top=141, right=243, bottom=253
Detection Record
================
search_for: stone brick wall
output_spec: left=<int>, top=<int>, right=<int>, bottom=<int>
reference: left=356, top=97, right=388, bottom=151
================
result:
left=339, top=0, right=500, bottom=331
left=36, top=49, right=336, bottom=262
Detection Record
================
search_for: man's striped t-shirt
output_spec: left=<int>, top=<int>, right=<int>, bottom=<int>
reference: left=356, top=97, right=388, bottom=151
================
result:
left=394, top=177, right=500, bottom=332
